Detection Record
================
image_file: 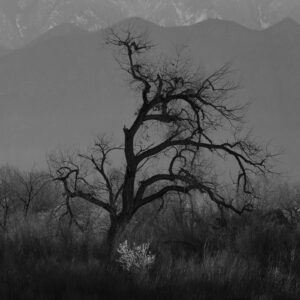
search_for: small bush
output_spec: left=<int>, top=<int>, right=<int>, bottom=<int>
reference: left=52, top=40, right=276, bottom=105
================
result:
left=116, top=240, right=156, bottom=273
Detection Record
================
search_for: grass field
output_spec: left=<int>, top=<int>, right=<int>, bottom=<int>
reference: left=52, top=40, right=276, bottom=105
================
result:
left=0, top=197, right=299, bottom=300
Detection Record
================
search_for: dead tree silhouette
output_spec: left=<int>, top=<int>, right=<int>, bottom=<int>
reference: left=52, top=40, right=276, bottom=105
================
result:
left=50, top=26, right=274, bottom=256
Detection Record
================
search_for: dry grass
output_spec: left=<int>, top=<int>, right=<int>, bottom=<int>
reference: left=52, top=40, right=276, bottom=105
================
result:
left=0, top=200, right=300, bottom=299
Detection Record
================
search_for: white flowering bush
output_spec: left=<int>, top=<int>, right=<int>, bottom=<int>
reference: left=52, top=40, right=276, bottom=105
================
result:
left=116, top=240, right=156, bottom=273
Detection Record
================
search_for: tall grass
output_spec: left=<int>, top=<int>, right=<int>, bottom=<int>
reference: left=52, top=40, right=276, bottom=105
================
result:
left=0, top=195, right=300, bottom=299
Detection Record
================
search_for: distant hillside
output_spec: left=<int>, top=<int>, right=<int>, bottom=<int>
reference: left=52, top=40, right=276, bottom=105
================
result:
left=1, top=0, right=300, bottom=48
left=1, top=18, right=300, bottom=181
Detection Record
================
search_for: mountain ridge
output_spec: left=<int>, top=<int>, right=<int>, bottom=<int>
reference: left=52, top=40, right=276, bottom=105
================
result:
left=21, top=16, right=300, bottom=49
left=1, top=0, right=300, bottom=48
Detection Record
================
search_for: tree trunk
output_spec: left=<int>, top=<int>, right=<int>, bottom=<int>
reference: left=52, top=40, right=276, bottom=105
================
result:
left=24, top=201, right=30, bottom=218
left=105, top=215, right=130, bottom=260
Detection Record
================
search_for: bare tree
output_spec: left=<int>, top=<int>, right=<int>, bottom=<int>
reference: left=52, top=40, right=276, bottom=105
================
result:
left=50, top=26, right=274, bottom=255
left=12, top=169, right=49, bottom=218
left=0, top=166, right=16, bottom=231
left=267, top=182, right=300, bottom=226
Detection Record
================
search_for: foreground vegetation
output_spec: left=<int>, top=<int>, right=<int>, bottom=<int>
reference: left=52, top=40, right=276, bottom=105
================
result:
left=0, top=178, right=300, bottom=300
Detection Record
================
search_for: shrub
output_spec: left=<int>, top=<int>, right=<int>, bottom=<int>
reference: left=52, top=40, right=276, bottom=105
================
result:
left=116, top=240, right=156, bottom=273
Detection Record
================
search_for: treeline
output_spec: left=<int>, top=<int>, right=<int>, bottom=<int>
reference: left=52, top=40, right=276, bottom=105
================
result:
left=0, top=165, right=105, bottom=234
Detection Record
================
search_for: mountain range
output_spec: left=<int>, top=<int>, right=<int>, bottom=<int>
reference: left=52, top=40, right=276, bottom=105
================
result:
left=1, top=17, right=300, bottom=181
left=1, top=0, right=300, bottom=48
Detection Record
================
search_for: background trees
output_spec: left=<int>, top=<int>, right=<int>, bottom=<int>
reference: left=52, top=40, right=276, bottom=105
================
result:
left=0, top=166, right=57, bottom=231
left=11, top=169, right=49, bottom=217
left=51, top=26, right=273, bottom=255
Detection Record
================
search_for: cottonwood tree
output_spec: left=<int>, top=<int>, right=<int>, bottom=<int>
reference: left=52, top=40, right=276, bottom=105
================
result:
left=11, top=169, right=49, bottom=217
left=50, top=27, right=273, bottom=255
